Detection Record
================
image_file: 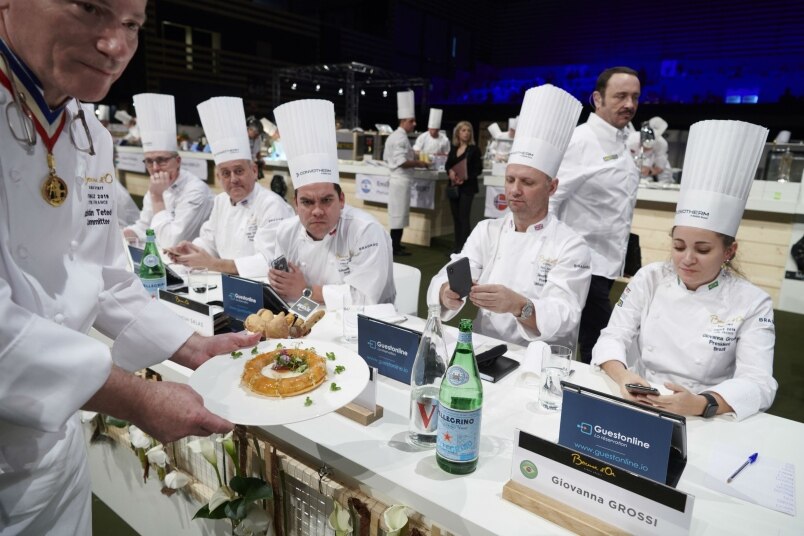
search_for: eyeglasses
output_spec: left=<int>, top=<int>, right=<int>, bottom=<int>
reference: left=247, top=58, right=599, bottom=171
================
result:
left=217, top=166, right=250, bottom=180
left=143, top=155, right=178, bottom=167
left=2, top=52, right=95, bottom=155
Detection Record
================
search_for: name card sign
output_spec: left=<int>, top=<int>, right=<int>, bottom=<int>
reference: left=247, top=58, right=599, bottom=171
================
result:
left=180, top=156, right=209, bottom=181
left=357, top=315, right=421, bottom=384
left=506, top=430, right=694, bottom=536
left=117, top=150, right=146, bottom=173
left=158, top=289, right=214, bottom=336
left=221, top=274, right=264, bottom=330
left=289, top=296, right=318, bottom=320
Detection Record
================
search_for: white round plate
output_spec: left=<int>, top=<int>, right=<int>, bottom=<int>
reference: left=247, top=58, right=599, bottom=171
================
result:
left=189, top=339, right=369, bottom=426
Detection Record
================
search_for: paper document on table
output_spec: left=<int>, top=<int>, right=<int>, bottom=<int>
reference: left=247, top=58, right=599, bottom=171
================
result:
left=703, top=443, right=796, bottom=516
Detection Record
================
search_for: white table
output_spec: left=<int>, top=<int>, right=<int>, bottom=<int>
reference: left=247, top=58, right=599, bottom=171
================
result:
left=89, top=305, right=804, bottom=535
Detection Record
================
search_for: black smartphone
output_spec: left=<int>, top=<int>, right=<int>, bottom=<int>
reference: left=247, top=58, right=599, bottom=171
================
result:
left=625, top=383, right=660, bottom=396
left=446, top=257, right=472, bottom=298
left=271, top=255, right=289, bottom=272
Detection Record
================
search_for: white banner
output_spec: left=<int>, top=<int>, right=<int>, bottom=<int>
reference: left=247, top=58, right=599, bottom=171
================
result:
left=484, top=186, right=508, bottom=218
left=117, top=150, right=146, bottom=173
left=355, top=173, right=435, bottom=210
left=181, top=156, right=209, bottom=182
left=510, top=430, right=694, bottom=536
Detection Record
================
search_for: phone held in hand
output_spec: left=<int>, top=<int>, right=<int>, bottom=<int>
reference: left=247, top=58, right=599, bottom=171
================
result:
left=446, top=257, right=472, bottom=298
left=271, top=255, right=289, bottom=272
left=625, top=383, right=660, bottom=396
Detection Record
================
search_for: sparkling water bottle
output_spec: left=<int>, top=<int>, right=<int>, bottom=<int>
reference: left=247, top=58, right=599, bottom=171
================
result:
left=436, top=318, right=483, bottom=474
left=408, top=305, right=448, bottom=447
left=139, top=229, right=166, bottom=297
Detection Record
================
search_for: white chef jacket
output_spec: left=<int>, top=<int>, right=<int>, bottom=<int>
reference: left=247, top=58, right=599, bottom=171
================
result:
left=270, top=206, right=396, bottom=308
left=193, top=183, right=294, bottom=278
left=383, top=127, right=415, bottom=228
left=0, top=63, right=193, bottom=533
left=413, top=131, right=450, bottom=155
left=592, top=262, right=777, bottom=420
left=427, top=212, right=591, bottom=348
left=550, top=113, right=639, bottom=279
left=125, top=168, right=213, bottom=247
left=628, top=136, right=673, bottom=183
left=113, top=178, right=141, bottom=227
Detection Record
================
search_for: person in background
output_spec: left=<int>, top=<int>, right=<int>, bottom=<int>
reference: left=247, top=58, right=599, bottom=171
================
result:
left=550, top=66, right=641, bottom=363
left=269, top=99, right=395, bottom=307
left=593, top=120, right=776, bottom=421
left=0, top=1, right=258, bottom=533
left=167, top=97, right=293, bottom=277
left=627, top=116, right=672, bottom=183
left=445, top=120, right=482, bottom=252
left=246, top=115, right=265, bottom=178
left=427, top=85, right=591, bottom=349
left=123, top=93, right=213, bottom=247
left=261, top=117, right=284, bottom=160
left=383, top=90, right=427, bottom=257
left=413, top=108, right=451, bottom=158
left=115, top=108, right=139, bottom=145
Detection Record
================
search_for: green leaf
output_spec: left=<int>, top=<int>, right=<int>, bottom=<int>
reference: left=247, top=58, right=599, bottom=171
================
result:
left=244, top=483, right=274, bottom=503
left=326, top=351, right=337, bottom=361
left=330, top=382, right=342, bottom=392
left=229, top=476, right=273, bottom=502
left=251, top=346, right=259, bottom=355
left=276, top=342, right=284, bottom=349
left=193, top=502, right=229, bottom=520
left=224, top=497, right=248, bottom=521
left=230, top=351, right=243, bottom=359
left=305, top=396, right=313, bottom=407
left=104, top=416, right=129, bottom=428
left=334, top=365, right=346, bottom=374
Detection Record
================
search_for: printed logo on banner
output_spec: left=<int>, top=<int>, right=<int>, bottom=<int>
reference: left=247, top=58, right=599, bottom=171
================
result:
left=494, top=193, right=508, bottom=210
left=361, top=178, right=372, bottom=193
left=357, top=315, right=421, bottom=384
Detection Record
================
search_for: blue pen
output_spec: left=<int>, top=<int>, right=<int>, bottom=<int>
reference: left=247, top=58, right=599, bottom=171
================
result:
left=727, top=452, right=758, bottom=483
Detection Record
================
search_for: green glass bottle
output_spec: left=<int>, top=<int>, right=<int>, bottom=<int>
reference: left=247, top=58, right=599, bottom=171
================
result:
left=436, top=318, right=483, bottom=474
left=139, top=229, right=166, bottom=297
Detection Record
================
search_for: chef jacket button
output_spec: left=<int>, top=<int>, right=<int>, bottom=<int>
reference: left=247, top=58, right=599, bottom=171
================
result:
left=17, top=245, right=28, bottom=259
left=54, top=313, right=65, bottom=324
left=10, top=169, right=22, bottom=183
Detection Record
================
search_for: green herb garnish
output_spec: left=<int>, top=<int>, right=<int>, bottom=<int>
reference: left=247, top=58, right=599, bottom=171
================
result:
left=251, top=346, right=259, bottom=355
left=330, top=382, right=342, bottom=392
left=230, top=351, right=243, bottom=359
left=276, top=342, right=284, bottom=349
left=334, top=365, right=346, bottom=374
left=304, top=396, right=313, bottom=407
left=326, top=351, right=337, bottom=361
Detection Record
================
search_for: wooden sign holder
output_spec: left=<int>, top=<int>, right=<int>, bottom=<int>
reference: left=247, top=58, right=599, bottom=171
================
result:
left=336, top=403, right=384, bottom=426
left=502, top=480, right=629, bottom=536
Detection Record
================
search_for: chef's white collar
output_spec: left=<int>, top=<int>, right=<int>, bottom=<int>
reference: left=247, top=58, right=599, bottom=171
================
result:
left=675, top=270, right=725, bottom=294
left=588, top=112, right=630, bottom=144
left=229, top=183, right=259, bottom=207
left=169, top=168, right=190, bottom=191
left=507, top=212, right=551, bottom=234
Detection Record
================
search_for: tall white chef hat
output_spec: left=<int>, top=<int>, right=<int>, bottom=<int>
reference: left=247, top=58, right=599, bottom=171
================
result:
left=133, top=93, right=177, bottom=152
left=197, top=97, right=252, bottom=166
left=648, top=116, right=668, bottom=137
left=508, top=84, right=582, bottom=178
left=114, top=110, right=133, bottom=124
left=488, top=122, right=503, bottom=139
left=508, top=117, right=518, bottom=130
left=675, top=120, right=768, bottom=237
left=427, top=108, right=443, bottom=129
left=274, top=99, right=339, bottom=189
left=397, top=90, right=415, bottom=120
left=95, top=104, right=110, bottom=122
left=260, top=117, right=277, bottom=136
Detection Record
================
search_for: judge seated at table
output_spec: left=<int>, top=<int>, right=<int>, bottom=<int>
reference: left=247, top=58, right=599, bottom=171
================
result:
left=268, top=98, right=395, bottom=308
left=167, top=97, right=293, bottom=277
left=427, top=85, right=591, bottom=349
left=592, top=120, right=777, bottom=421
left=123, top=93, right=213, bottom=247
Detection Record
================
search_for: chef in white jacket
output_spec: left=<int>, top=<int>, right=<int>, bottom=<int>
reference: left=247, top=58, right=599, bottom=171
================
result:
left=427, top=85, right=591, bottom=348
left=0, top=3, right=258, bottom=533
left=383, top=90, right=426, bottom=256
left=550, top=66, right=641, bottom=363
left=269, top=99, right=395, bottom=307
left=167, top=97, right=294, bottom=277
left=413, top=108, right=451, bottom=157
left=593, top=120, right=776, bottom=421
left=123, top=93, right=213, bottom=247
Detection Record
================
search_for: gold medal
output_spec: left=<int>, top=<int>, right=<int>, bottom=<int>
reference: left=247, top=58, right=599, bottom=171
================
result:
left=42, top=153, right=68, bottom=207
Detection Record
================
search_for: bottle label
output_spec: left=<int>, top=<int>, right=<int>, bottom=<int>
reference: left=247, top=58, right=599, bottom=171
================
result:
left=446, top=365, right=469, bottom=386
left=142, top=276, right=167, bottom=296
left=436, top=406, right=482, bottom=463
left=143, top=254, right=160, bottom=268
left=457, top=331, right=472, bottom=344
left=411, top=396, right=439, bottom=432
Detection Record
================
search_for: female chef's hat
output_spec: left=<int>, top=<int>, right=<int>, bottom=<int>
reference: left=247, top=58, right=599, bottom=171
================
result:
left=427, top=108, right=443, bottom=129
left=274, top=99, right=339, bottom=189
left=508, top=84, right=582, bottom=179
left=197, top=97, right=252, bottom=166
left=397, top=90, right=415, bottom=120
left=133, top=93, right=177, bottom=152
left=487, top=122, right=503, bottom=139
left=675, top=120, right=767, bottom=237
